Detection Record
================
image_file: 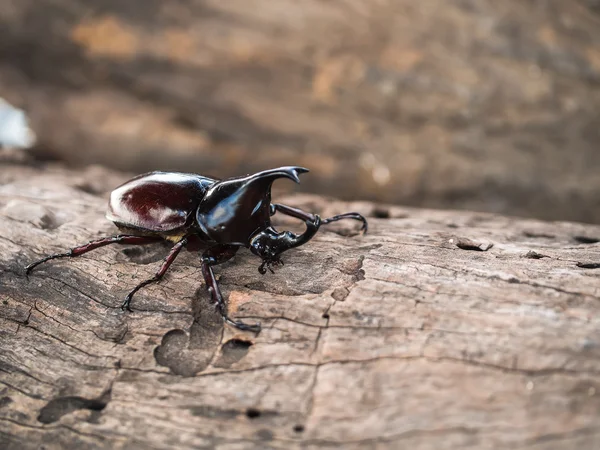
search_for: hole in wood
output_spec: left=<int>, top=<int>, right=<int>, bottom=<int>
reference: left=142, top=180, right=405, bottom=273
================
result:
left=372, top=208, right=390, bottom=219
left=246, top=408, right=261, bottom=419
left=213, top=339, right=253, bottom=369
left=38, top=392, right=110, bottom=424
left=576, top=262, right=600, bottom=269
left=523, top=250, right=549, bottom=259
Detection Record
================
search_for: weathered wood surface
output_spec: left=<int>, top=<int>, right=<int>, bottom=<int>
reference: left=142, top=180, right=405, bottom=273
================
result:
left=1, top=162, right=600, bottom=449
left=2, top=0, right=600, bottom=223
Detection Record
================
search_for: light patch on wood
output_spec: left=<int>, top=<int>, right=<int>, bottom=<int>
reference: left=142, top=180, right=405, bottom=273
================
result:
left=226, top=290, right=253, bottom=314
left=63, top=91, right=211, bottom=153
left=71, top=16, right=139, bottom=59
left=162, top=29, right=196, bottom=63
left=312, top=55, right=366, bottom=104
left=228, top=38, right=261, bottom=63
left=537, top=25, right=558, bottom=47
left=586, top=47, right=600, bottom=74
left=219, top=33, right=276, bottom=64
left=380, top=47, right=423, bottom=72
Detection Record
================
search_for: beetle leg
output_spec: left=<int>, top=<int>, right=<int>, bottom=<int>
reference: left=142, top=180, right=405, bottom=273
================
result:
left=25, top=235, right=162, bottom=276
left=121, top=237, right=188, bottom=312
left=258, top=258, right=284, bottom=275
left=271, top=203, right=368, bottom=233
left=322, top=213, right=368, bottom=233
left=201, top=246, right=261, bottom=333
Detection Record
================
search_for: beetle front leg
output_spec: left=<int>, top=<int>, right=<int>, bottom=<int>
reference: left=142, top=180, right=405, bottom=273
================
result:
left=121, top=237, right=188, bottom=312
left=271, top=203, right=368, bottom=234
left=201, top=246, right=261, bottom=333
left=25, top=235, right=162, bottom=276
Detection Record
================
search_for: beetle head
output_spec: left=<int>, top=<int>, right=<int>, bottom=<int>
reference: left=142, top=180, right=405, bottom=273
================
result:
left=249, top=213, right=321, bottom=271
left=196, top=167, right=308, bottom=245
left=249, top=227, right=295, bottom=262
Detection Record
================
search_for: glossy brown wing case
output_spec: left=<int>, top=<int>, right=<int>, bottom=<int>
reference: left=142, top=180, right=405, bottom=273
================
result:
left=106, top=172, right=215, bottom=232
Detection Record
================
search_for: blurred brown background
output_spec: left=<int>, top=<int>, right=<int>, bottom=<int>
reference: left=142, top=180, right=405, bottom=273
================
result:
left=1, top=0, right=599, bottom=223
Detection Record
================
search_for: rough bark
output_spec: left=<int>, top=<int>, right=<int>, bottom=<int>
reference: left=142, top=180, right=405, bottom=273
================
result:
left=2, top=0, right=600, bottom=223
left=1, top=162, right=600, bottom=450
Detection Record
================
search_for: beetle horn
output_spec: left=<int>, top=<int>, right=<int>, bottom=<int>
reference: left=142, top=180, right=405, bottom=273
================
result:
left=196, top=167, right=310, bottom=245
left=249, top=166, right=309, bottom=184
left=216, top=166, right=308, bottom=201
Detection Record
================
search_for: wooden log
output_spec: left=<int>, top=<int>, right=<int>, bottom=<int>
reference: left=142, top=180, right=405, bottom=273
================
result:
left=1, top=162, right=600, bottom=449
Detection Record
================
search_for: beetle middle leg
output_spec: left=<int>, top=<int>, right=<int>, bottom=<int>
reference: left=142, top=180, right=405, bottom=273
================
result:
left=121, top=237, right=188, bottom=312
left=201, top=245, right=261, bottom=333
left=271, top=203, right=368, bottom=233
left=26, top=235, right=162, bottom=276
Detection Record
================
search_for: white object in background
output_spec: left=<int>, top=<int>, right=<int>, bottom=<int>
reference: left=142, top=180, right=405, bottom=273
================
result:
left=0, top=98, right=36, bottom=149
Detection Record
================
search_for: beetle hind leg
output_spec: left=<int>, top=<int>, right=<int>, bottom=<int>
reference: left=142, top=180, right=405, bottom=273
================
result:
left=25, top=235, right=162, bottom=276
left=121, top=237, right=188, bottom=311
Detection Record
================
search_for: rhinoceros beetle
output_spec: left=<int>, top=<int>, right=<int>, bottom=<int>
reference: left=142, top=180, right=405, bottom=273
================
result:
left=26, top=167, right=367, bottom=332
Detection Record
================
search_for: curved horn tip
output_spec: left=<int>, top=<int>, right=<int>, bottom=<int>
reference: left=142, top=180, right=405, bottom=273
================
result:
left=251, top=166, right=310, bottom=184
left=291, top=166, right=309, bottom=183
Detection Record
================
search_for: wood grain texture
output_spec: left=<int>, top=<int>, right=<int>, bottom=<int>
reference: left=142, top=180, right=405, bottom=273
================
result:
left=1, top=163, right=600, bottom=449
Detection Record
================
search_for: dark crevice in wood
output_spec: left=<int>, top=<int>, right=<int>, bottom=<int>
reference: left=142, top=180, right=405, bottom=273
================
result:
left=574, top=235, right=599, bottom=244
left=576, top=262, right=600, bottom=269
left=38, top=389, right=111, bottom=424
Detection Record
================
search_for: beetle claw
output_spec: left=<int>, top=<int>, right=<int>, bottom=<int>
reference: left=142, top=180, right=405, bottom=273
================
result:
left=223, top=316, right=262, bottom=333
left=120, top=298, right=133, bottom=312
left=258, top=258, right=283, bottom=275
left=238, top=321, right=262, bottom=333
left=258, top=262, right=267, bottom=275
